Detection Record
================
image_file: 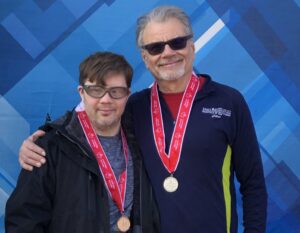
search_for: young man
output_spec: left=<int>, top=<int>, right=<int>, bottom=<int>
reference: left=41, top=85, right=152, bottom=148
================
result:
left=6, top=52, right=160, bottom=233
left=18, top=6, right=267, bottom=233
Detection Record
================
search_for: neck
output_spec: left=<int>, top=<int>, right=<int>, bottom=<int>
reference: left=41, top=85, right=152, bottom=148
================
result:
left=94, top=123, right=121, bottom=137
left=157, top=72, right=192, bottom=93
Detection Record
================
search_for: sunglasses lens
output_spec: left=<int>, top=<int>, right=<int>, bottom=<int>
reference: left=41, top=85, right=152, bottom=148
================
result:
left=168, top=37, right=188, bottom=50
left=145, top=42, right=165, bottom=55
left=142, top=35, right=192, bottom=55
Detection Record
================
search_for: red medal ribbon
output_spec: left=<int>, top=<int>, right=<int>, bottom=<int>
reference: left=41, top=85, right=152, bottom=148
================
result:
left=76, top=104, right=128, bottom=212
left=151, top=74, right=202, bottom=173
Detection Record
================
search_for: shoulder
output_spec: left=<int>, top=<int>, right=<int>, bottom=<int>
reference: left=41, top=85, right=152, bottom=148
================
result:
left=206, top=76, right=242, bottom=98
left=35, top=129, right=62, bottom=158
left=202, top=74, right=247, bottom=106
left=128, top=88, right=150, bottom=106
left=35, top=111, right=74, bottom=154
left=124, top=88, right=151, bottom=119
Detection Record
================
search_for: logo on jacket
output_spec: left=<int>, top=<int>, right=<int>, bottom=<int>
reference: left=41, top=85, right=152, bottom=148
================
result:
left=202, top=107, right=231, bottom=118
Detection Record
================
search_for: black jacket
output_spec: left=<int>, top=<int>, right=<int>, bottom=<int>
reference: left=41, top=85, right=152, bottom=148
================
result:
left=5, top=110, right=160, bottom=233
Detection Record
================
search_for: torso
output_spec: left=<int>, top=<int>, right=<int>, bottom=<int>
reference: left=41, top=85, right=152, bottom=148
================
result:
left=127, top=76, right=239, bottom=233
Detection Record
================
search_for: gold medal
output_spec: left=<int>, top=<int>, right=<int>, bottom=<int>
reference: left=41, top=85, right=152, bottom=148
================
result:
left=117, top=215, right=131, bottom=232
left=163, top=176, right=179, bottom=192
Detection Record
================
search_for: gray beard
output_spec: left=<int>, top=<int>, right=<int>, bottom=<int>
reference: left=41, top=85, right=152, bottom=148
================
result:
left=157, top=66, right=185, bottom=81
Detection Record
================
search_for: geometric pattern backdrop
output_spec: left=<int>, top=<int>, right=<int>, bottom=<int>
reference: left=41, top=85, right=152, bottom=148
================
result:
left=1, top=0, right=300, bottom=232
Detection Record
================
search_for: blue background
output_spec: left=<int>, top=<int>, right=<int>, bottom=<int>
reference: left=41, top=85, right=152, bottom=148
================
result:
left=1, top=0, right=300, bottom=232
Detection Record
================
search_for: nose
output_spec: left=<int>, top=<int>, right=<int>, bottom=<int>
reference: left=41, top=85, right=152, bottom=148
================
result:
left=161, top=44, right=176, bottom=57
left=99, top=91, right=113, bottom=102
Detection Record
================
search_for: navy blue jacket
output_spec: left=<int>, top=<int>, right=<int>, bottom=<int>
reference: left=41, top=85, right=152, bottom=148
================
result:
left=124, top=75, right=267, bottom=233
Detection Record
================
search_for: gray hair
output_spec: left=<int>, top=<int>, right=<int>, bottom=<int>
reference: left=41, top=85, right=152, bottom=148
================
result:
left=136, top=6, right=194, bottom=47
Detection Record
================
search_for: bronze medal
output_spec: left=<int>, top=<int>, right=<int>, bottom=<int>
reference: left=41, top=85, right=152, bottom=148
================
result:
left=117, top=215, right=131, bottom=232
left=163, top=176, right=179, bottom=192
left=77, top=107, right=130, bottom=232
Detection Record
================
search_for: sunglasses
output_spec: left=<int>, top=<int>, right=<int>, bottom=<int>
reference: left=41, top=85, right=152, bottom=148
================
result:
left=141, top=35, right=193, bottom=55
left=82, top=85, right=129, bottom=99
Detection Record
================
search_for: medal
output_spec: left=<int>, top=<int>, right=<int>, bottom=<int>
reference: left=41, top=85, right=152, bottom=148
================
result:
left=151, top=74, right=203, bottom=192
left=117, top=215, right=131, bottom=232
left=163, top=175, right=179, bottom=192
left=76, top=103, right=130, bottom=228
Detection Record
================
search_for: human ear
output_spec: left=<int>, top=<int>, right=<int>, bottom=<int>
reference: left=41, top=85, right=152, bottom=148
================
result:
left=142, top=51, right=150, bottom=69
left=77, top=86, right=84, bottom=100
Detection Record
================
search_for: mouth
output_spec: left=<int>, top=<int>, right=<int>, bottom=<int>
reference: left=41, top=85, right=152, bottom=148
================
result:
left=158, top=58, right=183, bottom=67
left=98, top=109, right=114, bottom=115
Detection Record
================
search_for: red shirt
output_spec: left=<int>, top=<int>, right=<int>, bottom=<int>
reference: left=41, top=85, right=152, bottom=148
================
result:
left=162, top=76, right=205, bottom=120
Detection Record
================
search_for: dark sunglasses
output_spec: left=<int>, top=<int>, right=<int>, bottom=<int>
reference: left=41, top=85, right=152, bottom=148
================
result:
left=82, top=85, right=129, bottom=99
left=141, top=35, right=193, bottom=55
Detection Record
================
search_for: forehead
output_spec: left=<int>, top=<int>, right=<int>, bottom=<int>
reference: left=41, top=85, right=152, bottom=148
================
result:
left=142, top=18, right=187, bottom=44
left=87, top=73, right=127, bottom=86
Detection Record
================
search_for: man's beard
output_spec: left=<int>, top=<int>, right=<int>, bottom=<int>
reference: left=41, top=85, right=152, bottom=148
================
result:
left=157, top=65, right=185, bottom=81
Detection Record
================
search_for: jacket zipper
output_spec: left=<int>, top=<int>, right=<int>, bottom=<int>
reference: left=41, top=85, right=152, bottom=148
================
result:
left=56, top=130, right=109, bottom=230
left=55, top=130, right=92, bottom=159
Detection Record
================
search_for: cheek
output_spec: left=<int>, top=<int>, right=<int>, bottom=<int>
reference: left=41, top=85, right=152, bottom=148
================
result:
left=182, top=52, right=194, bottom=68
left=145, top=56, right=158, bottom=68
left=144, top=57, right=151, bottom=69
left=187, top=47, right=195, bottom=62
left=117, top=101, right=127, bottom=114
left=84, top=105, right=94, bottom=116
left=83, top=100, right=98, bottom=113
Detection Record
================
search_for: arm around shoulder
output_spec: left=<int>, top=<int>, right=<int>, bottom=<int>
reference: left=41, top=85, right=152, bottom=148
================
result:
left=19, top=129, right=47, bottom=171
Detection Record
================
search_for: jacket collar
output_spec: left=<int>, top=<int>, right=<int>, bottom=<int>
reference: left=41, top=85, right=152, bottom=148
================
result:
left=154, top=74, right=216, bottom=100
left=194, top=74, right=216, bottom=100
left=46, top=110, right=101, bottom=177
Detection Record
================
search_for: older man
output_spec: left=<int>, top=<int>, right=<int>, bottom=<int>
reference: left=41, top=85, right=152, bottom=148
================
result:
left=18, top=6, right=267, bottom=233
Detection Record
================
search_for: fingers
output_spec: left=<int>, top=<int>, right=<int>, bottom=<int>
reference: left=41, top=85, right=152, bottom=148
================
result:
left=30, top=129, right=46, bottom=142
left=19, top=133, right=46, bottom=170
left=19, top=152, right=44, bottom=168
left=19, top=157, right=33, bottom=171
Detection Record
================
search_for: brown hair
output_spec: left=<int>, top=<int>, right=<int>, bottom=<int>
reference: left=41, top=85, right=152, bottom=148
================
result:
left=79, top=52, right=133, bottom=87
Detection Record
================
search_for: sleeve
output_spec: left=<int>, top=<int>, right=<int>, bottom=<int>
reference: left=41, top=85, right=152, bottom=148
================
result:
left=231, top=93, right=268, bottom=233
left=5, top=136, right=56, bottom=233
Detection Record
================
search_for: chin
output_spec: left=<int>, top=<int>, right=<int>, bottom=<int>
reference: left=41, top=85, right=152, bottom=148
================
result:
left=158, top=70, right=185, bottom=81
left=100, top=121, right=114, bottom=128
left=160, top=76, right=181, bottom=81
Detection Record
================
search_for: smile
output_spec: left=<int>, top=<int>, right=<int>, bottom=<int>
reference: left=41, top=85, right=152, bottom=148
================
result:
left=99, top=109, right=114, bottom=114
left=158, top=58, right=183, bottom=67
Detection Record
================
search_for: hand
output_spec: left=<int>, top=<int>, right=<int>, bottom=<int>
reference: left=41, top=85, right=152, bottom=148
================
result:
left=19, top=130, right=46, bottom=171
